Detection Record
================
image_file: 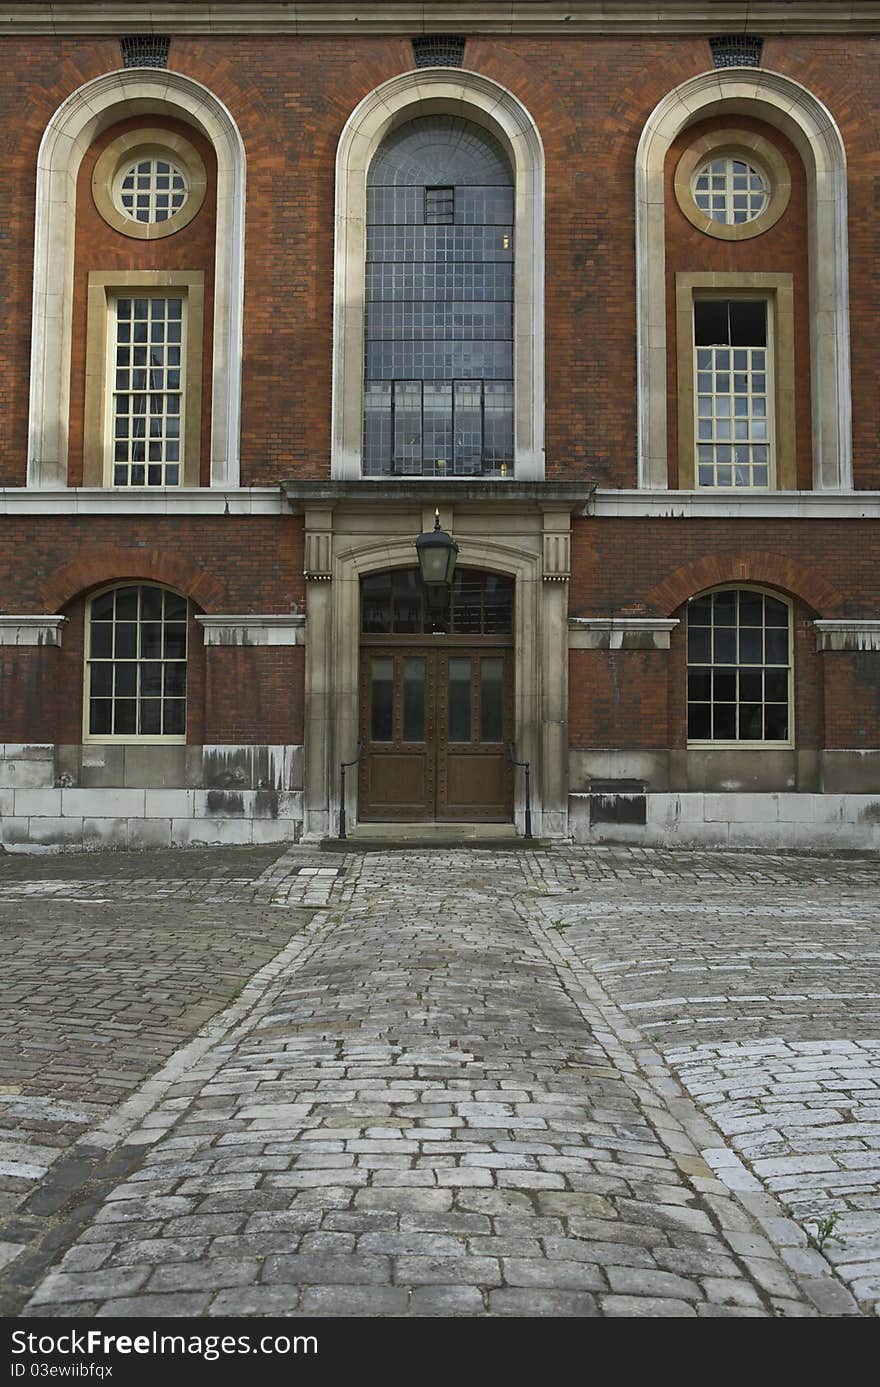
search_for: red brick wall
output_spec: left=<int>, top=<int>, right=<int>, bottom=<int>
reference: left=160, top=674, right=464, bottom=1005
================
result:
left=205, top=647, right=304, bottom=745
left=568, top=516, right=877, bottom=750
left=0, top=646, right=62, bottom=744
left=569, top=649, right=669, bottom=748
left=1, top=32, right=877, bottom=487
left=823, top=652, right=880, bottom=750
left=0, top=516, right=304, bottom=748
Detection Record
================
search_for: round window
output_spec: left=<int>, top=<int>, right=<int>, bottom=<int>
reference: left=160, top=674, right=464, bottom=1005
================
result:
left=92, top=128, right=207, bottom=240
left=692, top=157, right=769, bottom=227
left=117, top=157, right=189, bottom=225
left=674, top=129, right=791, bottom=242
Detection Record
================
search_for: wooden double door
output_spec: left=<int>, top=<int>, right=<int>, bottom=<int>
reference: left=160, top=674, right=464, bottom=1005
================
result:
left=358, top=642, right=514, bottom=822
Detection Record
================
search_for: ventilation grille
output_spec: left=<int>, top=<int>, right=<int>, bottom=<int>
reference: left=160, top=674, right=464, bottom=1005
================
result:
left=412, top=36, right=466, bottom=69
left=120, top=36, right=171, bottom=69
left=709, top=35, right=764, bottom=68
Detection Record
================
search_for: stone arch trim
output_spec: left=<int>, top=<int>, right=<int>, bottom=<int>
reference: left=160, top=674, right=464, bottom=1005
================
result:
left=29, top=68, right=246, bottom=489
left=43, top=547, right=225, bottom=613
left=332, top=68, right=545, bottom=480
left=647, top=552, right=845, bottom=619
left=636, top=68, right=851, bottom=491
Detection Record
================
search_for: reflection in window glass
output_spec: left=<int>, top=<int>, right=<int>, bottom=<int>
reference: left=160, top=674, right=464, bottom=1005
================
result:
left=448, top=658, right=472, bottom=742
left=687, top=589, right=790, bottom=743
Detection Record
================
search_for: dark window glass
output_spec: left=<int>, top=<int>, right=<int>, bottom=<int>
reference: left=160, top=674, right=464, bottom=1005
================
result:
left=448, top=658, right=472, bottom=742
left=403, top=658, right=427, bottom=741
left=695, top=299, right=766, bottom=347
left=364, top=116, right=514, bottom=477
left=480, top=658, right=504, bottom=742
left=360, top=568, right=513, bottom=636
left=370, top=658, right=394, bottom=742
left=687, top=589, right=790, bottom=743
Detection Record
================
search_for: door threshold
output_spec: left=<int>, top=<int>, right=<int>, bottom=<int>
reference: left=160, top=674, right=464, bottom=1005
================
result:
left=322, top=821, right=533, bottom=851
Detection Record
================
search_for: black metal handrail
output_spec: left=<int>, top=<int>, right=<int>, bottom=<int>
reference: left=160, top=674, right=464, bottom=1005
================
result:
left=508, top=743, right=533, bottom=839
left=338, top=742, right=362, bottom=840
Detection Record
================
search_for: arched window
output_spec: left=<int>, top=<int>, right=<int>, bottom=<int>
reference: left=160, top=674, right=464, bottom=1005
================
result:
left=363, top=117, right=514, bottom=478
left=332, top=70, right=544, bottom=481
left=687, top=588, right=792, bottom=744
left=85, top=585, right=188, bottom=741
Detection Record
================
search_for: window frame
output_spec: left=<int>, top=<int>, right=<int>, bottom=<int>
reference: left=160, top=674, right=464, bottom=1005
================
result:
left=673, top=128, right=791, bottom=243
left=83, top=583, right=189, bottom=745
left=83, top=270, right=204, bottom=487
left=685, top=584, right=795, bottom=750
left=675, top=272, right=795, bottom=491
left=91, top=128, right=207, bottom=241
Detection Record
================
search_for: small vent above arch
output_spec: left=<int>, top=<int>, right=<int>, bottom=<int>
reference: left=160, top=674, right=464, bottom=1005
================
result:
left=709, top=35, right=764, bottom=68
left=412, top=36, right=466, bottom=69
left=120, top=36, right=171, bottom=70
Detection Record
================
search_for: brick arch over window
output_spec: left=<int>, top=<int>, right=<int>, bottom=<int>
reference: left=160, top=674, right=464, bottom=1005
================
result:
left=636, top=68, right=850, bottom=491
left=29, top=69, right=246, bottom=490
left=647, top=553, right=844, bottom=619
left=43, top=547, right=224, bottom=614
left=333, top=68, right=544, bottom=479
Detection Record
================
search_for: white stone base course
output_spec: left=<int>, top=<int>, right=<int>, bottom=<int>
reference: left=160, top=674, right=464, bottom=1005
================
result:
left=570, top=792, right=880, bottom=849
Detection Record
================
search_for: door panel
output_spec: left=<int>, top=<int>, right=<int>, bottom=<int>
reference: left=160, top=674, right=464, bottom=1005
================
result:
left=359, top=649, right=435, bottom=820
left=437, top=649, right=513, bottom=821
left=360, top=644, right=513, bottom=822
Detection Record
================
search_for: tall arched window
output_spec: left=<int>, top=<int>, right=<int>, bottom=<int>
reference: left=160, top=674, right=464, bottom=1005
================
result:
left=363, top=116, right=514, bottom=478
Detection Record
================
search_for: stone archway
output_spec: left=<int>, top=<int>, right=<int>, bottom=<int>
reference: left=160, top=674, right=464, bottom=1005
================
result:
left=636, top=68, right=851, bottom=491
left=29, top=69, right=246, bottom=489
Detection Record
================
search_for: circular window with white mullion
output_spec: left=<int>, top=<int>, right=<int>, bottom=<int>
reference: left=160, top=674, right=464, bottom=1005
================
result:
left=675, top=128, right=791, bottom=241
left=92, top=128, right=207, bottom=240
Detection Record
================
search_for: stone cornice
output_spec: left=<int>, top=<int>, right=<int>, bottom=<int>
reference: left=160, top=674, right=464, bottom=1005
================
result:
left=591, top=491, right=880, bottom=519
left=0, top=488, right=284, bottom=515
left=1, top=5, right=876, bottom=37
left=283, top=479, right=593, bottom=512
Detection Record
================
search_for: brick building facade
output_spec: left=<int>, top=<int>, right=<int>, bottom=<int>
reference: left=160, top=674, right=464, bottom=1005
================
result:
left=1, top=1, right=879, bottom=850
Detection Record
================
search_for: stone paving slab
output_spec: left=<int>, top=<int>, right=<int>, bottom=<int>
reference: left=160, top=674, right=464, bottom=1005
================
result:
left=14, top=845, right=867, bottom=1318
left=0, top=843, right=326, bottom=1310
left=532, top=848, right=880, bottom=1315
left=2, top=842, right=875, bottom=1318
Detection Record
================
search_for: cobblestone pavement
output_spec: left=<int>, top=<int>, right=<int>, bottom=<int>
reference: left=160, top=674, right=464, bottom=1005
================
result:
left=0, top=843, right=330, bottom=1307
left=8, top=843, right=876, bottom=1318
left=531, top=847, right=880, bottom=1313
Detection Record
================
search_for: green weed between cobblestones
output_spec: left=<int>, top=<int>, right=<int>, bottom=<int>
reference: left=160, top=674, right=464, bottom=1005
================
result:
left=806, top=1211, right=845, bottom=1252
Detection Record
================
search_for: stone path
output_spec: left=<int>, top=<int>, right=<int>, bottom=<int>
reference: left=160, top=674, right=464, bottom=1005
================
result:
left=11, top=845, right=872, bottom=1318
left=531, top=847, right=880, bottom=1313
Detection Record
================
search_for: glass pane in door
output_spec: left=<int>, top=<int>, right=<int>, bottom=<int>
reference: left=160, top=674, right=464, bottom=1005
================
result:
left=448, top=657, right=472, bottom=742
left=403, top=658, right=426, bottom=741
left=480, top=657, right=504, bottom=741
left=370, top=657, right=394, bottom=741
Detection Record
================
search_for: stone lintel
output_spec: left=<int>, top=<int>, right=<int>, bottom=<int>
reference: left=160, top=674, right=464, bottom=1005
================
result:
left=814, top=620, right=880, bottom=652
left=0, top=616, right=68, bottom=647
left=569, top=617, right=679, bottom=650
left=195, top=615, right=306, bottom=647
